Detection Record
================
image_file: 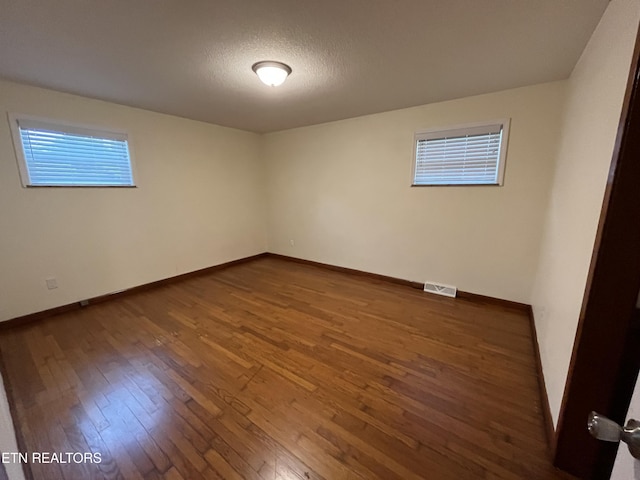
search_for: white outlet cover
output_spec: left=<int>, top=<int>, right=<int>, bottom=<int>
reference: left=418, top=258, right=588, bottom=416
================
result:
left=45, top=278, right=58, bottom=290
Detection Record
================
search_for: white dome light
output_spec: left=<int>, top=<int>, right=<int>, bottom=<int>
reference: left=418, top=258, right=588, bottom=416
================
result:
left=252, top=61, right=292, bottom=87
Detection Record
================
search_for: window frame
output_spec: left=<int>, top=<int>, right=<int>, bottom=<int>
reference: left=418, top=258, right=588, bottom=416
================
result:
left=411, top=118, right=510, bottom=187
left=7, top=113, right=138, bottom=188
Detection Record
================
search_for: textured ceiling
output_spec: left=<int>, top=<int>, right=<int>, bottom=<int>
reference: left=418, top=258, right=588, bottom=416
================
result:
left=0, top=0, right=609, bottom=133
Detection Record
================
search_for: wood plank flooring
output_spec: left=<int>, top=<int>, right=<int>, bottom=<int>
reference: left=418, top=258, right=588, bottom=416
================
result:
left=0, top=257, right=573, bottom=479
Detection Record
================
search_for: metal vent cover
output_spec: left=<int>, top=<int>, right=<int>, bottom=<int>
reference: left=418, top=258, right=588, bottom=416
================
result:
left=423, top=282, right=457, bottom=298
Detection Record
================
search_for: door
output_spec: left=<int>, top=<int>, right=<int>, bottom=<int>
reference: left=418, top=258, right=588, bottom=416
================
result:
left=553, top=25, right=640, bottom=480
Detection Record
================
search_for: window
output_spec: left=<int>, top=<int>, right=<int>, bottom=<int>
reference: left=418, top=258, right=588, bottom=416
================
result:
left=9, top=114, right=135, bottom=187
left=412, top=119, right=510, bottom=186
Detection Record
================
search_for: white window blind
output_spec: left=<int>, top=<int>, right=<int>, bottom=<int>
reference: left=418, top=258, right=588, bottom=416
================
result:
left=11, top=117, right=134, bottom=187
left=413, top=120, right=509, bottom=186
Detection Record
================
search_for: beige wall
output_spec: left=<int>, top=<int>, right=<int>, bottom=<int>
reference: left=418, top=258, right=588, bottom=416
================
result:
left=264, top=82, right=566, bottom=303
left=531, top=0, right=640, bottom=428
left=0, top=79, right=267, bottom=322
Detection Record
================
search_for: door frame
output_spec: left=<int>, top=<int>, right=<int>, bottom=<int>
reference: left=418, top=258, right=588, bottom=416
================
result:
left=554, top=24, right=640, bottom=479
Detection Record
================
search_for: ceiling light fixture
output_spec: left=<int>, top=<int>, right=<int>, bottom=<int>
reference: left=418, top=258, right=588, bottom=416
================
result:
left=252, top=61, right=292, bottom=87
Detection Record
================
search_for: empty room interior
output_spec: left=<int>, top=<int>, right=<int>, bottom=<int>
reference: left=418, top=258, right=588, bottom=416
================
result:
left=1, top=0, right=640, bottom=479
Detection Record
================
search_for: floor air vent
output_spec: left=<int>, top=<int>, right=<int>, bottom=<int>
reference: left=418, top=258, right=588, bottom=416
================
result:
left=424, top=282, right=457, bottom=298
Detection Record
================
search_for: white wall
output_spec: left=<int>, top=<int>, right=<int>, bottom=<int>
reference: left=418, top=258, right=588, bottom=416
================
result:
left=0, top=79, right=267, bottom=322
left=264, top=82, right=566, bottom=303
left=531, top=0, right=640, bottom=428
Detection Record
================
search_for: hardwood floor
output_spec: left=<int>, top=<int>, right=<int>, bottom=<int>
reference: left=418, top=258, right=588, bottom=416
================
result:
left=0, top=257, right=573, bottom=479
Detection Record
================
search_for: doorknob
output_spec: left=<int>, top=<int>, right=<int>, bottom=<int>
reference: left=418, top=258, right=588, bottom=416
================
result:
left=588, top=411, right=640, bottom=459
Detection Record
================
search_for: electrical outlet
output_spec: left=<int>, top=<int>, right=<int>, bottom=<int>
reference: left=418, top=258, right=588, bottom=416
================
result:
left=45, top=277, right=58, bottom=290
left=290, top=239, right=295, bottom=246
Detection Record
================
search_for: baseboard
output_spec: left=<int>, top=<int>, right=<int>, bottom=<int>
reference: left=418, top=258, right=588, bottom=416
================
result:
left=0, top=252, right=268, bottom=330
left=527, top=305, right=556, bottom=453
left=456, top=290, right=530, bottom=312
left=265, top=253, right=425, bottom=289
